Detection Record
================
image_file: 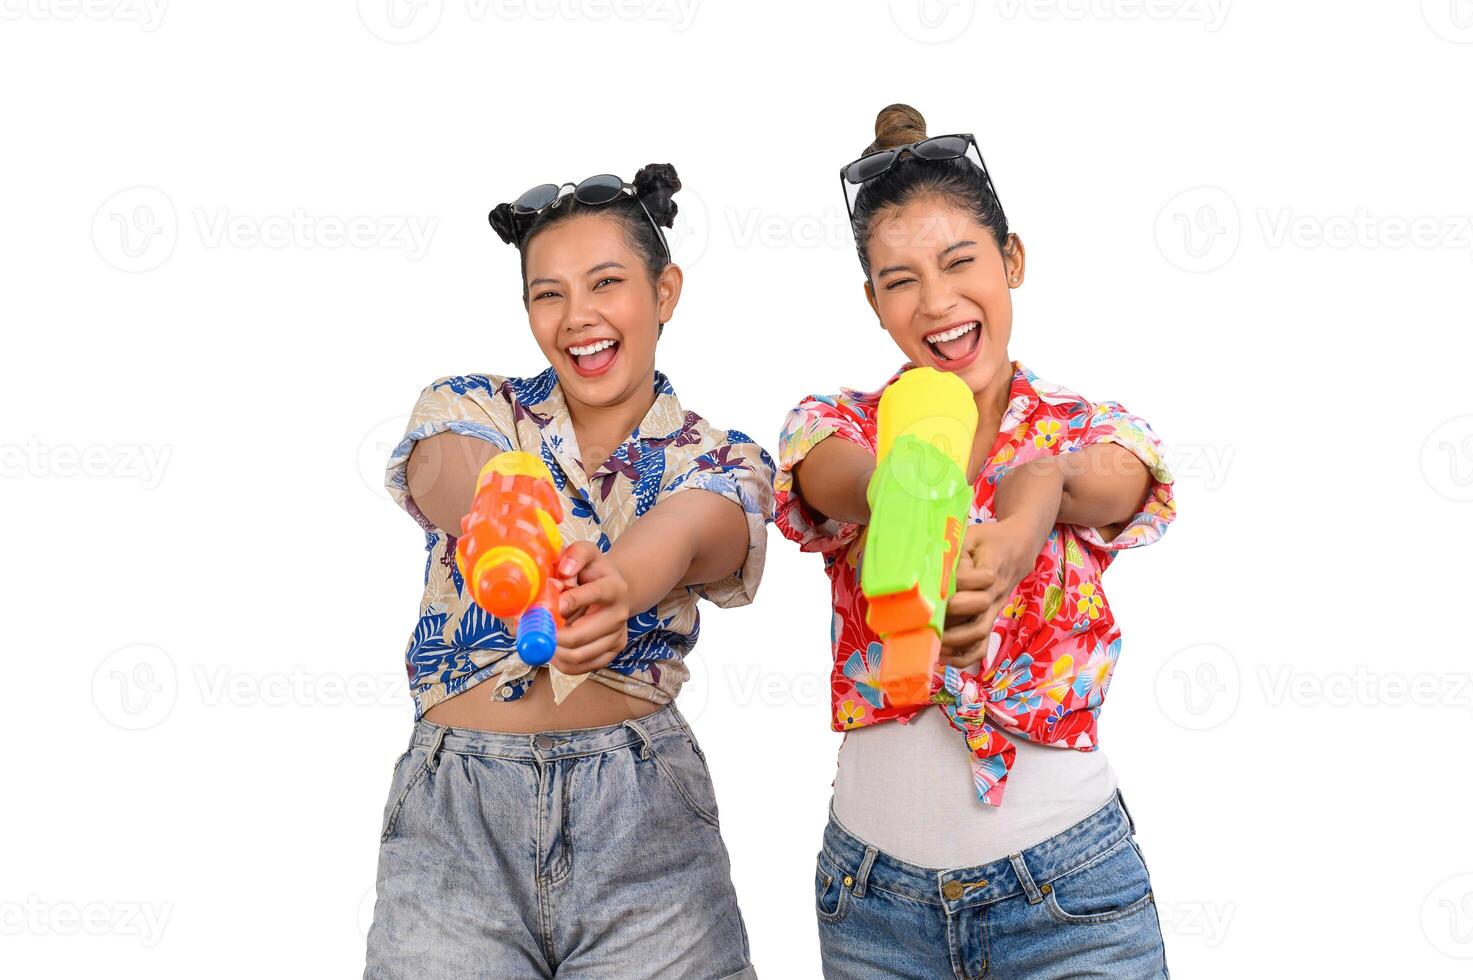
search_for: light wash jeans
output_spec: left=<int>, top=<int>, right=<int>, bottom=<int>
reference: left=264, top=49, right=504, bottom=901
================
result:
left=815, top=789, right=1169, bottom=978
left=364, top=702, right=756, bottom=979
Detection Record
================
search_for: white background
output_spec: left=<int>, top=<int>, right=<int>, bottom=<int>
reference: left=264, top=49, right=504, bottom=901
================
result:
left=3, top=1, right=1472, bottom=976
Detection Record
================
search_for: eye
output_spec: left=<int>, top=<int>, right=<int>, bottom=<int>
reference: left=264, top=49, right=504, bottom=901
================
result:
left=945, top=257, right=974, bottom=272
left=593, top=277, right=622, bottom=289
left=533, top=289, right=561, bottom=301
left=884, top=277, right=915, bottom=291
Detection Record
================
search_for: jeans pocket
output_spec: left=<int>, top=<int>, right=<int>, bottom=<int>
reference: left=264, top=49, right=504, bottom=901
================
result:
left=379, top=747, right=434, bottom=844
left=1042, top=837, right=1156, bottom=925
left=814, top=851, right=851, bottom=924
left=644, top=730, right=721, bottom=830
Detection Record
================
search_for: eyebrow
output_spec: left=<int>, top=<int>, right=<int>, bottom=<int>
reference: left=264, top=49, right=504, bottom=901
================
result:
left=875, top=240, right=979, bottom=279
left=527, top=261, right=627, bottom=289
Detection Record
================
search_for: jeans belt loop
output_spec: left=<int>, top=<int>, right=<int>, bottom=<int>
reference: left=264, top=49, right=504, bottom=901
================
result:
left=853, top=846, right=878, bottom=898
left=623, top=717, right=653, bottom=760
left=1009, top=852, right=1045, bottom=905
left=1115, top=787, right=1138, bottom=835
left=425, top=724, right=447, bottom=773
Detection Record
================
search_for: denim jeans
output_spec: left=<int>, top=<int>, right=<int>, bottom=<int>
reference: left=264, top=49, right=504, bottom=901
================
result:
left=815, top=789, right=1168, bottom=979
left=364, top=703, right=756, bottom=979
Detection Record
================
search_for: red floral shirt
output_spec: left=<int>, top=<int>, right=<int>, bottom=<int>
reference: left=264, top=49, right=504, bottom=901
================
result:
left=775, top=361, right=1177, bottom=805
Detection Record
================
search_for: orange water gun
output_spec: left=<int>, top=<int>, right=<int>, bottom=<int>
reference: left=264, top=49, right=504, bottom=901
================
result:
left=454, top=451, right=566, bottom=666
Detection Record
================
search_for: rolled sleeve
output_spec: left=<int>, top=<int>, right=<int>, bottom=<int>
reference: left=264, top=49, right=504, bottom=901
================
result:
left=1070, top=401, right=1177, bottom=552
left=774, top=396, right=872, bottom=555
left=664, top=438, right=776, bottom=609
left=384, top=376, right=515, bottom=521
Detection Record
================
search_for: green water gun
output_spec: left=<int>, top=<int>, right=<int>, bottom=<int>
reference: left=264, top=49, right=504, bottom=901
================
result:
left=861, top=367, right=980, bottom=708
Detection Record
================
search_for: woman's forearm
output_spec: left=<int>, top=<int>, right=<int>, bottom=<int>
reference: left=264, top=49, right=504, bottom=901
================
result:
left=792, top=437, right=876, bottom=526
left=605, top=490, right=747, bottom=613
left=992, top=457, right=1064, bottom=547
left=994, top=445, right=1151, bottom=542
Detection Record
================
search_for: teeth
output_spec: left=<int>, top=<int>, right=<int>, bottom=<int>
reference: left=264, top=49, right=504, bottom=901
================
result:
left=925, top=321, right=979, bottom=344
left=568, top=339, right=617, bottom=356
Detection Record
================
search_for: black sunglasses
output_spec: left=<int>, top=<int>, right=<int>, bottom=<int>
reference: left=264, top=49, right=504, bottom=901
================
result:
left=839, top=133, right=1006, bottom=239
left=500, top=173, right=671, bottom=262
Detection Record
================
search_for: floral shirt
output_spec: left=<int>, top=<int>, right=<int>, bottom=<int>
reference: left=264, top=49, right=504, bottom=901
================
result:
left=775, top=361, right=1176, bottom=806
left=386, top=368, right=776, bottom=720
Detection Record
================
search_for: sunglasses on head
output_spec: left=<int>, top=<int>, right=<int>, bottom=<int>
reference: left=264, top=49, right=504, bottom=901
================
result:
left=839, top=133, right=1006, bottom=239
left=500, top=173, right=671, bottom=262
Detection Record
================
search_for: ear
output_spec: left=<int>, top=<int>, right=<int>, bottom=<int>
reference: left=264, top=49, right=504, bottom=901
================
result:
left=864, top=279, right=881, bottom=322
left=655, top=262, right=683, bottom=326
left=1003, top=233, right=1026, bottom=288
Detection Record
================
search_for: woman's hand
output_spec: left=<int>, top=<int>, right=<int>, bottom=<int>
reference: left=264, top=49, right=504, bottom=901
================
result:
left=939, top=457, right=1065, bottom=671
left=549, top=541, right=631, bottom=675
left=938, top=519, right=1045, bottom=671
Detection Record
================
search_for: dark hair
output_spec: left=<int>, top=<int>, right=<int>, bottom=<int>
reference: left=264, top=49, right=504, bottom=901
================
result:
left=488, top=163, right=681, bottom=302
left=850, top=104, right=1009, bottom=278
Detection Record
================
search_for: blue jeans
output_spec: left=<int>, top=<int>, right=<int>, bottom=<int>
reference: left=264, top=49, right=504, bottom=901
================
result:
left=815, top=790, right=1169, bottom=979
left=364, top=703, right=757, bottom=979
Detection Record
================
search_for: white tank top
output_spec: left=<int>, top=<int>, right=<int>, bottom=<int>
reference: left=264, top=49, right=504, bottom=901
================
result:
left=831, top=707, right=1118, bottom=869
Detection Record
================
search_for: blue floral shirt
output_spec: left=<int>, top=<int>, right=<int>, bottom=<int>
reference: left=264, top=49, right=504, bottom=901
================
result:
left=386, top=368, right=776, bottom=719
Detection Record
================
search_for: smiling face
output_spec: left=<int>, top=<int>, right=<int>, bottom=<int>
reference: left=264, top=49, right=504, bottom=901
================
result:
left=863, top=194, right=1025, bottom=395
left=521, top=212, right=681, bottom=409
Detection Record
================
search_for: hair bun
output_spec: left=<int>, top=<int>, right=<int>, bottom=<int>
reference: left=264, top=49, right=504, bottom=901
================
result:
left=631, top=162, right=681, bottom=228
left=487, top=202, right=519, bottom=245
left=867, top=103, right=927, bottom=155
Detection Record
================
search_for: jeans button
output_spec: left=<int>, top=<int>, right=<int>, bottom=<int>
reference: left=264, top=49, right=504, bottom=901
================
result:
left=533, top=734, right=555, bottom=751
left=942, top=881, right=965, bottom=901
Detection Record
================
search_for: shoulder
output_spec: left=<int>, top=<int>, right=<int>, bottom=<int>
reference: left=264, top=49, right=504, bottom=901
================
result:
left=496, top=367, right=559, bottom=409
left=779, top=369, right=898, bottom=445
left=424, top=373, right=505, bottom=397
left=1026, top=368, right=1097, bottom=411
left=1017, top=364, right=1162, bottom=457
left=417, top=368, right=555, bottom=416
left=404, top=372, right=528, bottom=444
left=1017, top=363, right=1117, bottom=423
left=676, top=409, right=775, bottom=472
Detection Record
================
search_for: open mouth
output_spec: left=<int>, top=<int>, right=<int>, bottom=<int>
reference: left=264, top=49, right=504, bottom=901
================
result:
left=566, top=338, right=620, bottom=377
left=924, top=320, right=981, bottom=366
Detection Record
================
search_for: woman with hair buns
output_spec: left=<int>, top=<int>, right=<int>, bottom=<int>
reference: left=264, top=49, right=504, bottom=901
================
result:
left=775, top=105, right=1177, bottom=976
left=364, top=163, right=772, bottom=979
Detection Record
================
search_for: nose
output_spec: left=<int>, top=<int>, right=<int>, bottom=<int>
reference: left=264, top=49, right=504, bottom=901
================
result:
left=563, top=286, right=600, bottom=334
left=916, top=277, right=958, bottom=322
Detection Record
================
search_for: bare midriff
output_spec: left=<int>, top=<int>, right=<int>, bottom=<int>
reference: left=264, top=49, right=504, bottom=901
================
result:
left=422, top=669, right=663, bottom=733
